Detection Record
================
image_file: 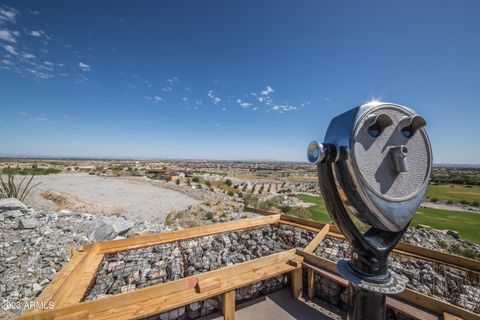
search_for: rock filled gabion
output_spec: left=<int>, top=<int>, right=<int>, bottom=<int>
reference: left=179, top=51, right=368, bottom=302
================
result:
left=85, top=224, right=313, bottom=320
left=85, top=224, right=314, bottom=300
left=0, top=198, right=170, bottom=317
left=314, top=236, right=480, bottom=314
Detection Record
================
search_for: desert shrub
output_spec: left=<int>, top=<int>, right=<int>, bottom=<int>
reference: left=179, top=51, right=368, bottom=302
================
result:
left=205, top=212, right=214, bottom=220
left=227, top=191, right=234, bottom=197
left=446, top=200, right=454, bottom=205
left=192, top=177, right=200, bottom=183
left=0, top=172, right=41, bottom=201
left=431, top=198, right=438, bottom=203
left=436, top=239, right=448, bottom=249
left=2, top=167, right=61, bottom=175
left=462, top=248, right=477, bottom=259
left=471, top=201, right=479, bottom=207
left=175, top=179, right=180, bottom=185
left=225, top=179, right=232, bottom=186
left=449, top=244, right=461, bottom=255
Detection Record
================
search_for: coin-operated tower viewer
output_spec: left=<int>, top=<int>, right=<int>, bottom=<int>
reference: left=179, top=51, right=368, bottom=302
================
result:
left=307, top=102, right=432, bottom=320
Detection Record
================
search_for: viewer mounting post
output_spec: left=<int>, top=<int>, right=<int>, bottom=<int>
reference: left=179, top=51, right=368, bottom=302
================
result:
left=307, top=102, right=432, bottom=320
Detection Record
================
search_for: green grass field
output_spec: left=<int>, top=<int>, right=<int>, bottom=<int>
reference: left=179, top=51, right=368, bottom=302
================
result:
left=295, top=193, right=480, bottom=243
left=295, top=194, right=331, bottom=223
left=426, top=184, right=480, bottom=204
left=411, top=207, right=480, bottom=243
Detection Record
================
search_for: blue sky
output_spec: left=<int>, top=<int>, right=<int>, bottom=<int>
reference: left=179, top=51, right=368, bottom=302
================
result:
left=0, top=1, right=479, bottom=163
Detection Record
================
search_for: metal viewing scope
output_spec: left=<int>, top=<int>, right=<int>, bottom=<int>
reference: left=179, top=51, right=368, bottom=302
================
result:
left=307, top=102, right=432, bottom=320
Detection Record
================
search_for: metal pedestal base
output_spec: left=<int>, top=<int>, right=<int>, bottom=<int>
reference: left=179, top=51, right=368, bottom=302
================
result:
left=337, top=259, right=406, bottom=320
left=348, top=283, right=386, bottom=320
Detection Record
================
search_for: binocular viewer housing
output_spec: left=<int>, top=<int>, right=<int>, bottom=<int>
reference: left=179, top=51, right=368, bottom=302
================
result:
left=308, top=102, right=432, bottom=319
left=308, top=102, right=432, bottom=232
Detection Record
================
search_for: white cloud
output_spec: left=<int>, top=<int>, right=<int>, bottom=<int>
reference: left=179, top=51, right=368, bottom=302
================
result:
left=0, top=6, right=18, bottom=24
left=29, top=30, right=45, bottom=37
left=30, top=116, right=48, bottom=122
left=214, top=123, right=220, bottom=127
left=146, top=95, right=163, bottom=102
left=3, top=44, right=17, bottom=55
left=182, top=97, right=188, bottom=102
left=18, top=112, right=28, bottom=116
left=78, top=62, right=91, bottom=72
left=1, top=58, right=12, bottom=65
left=271, top=104, right=296, bottom=112
left=261, top=86, right=274, bottom=96
left=22, top=53, right=35, bottom=59
left=162, top=86, right=173, bottom=92
left=44, top=61, right=53, bottom=67
left=29, top=9, right=40, bottom=15
left=221, top=107, right=226, bottom=111
left=0, top=29, right=16, bottom=42
left=236, top=99, right=252, bottom=108
left=207, top=90, right=221, bottom=105
left=167, top=77, right=178, bottom=84
left=25, top=68, right=53, bottom=79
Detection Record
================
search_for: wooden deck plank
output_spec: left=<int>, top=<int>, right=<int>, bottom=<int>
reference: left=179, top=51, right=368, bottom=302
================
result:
left=444, top=312, right=464, bottom=320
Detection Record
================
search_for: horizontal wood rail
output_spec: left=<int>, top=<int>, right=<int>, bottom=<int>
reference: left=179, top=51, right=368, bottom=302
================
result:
left=98, top=214, right=281, bottom=254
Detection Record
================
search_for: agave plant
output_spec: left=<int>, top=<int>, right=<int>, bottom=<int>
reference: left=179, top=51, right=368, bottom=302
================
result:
left=0, top=172, right=41, bottom=202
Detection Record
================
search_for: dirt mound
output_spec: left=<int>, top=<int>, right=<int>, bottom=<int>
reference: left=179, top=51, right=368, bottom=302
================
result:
left=41, top=190, right=125, bottom=215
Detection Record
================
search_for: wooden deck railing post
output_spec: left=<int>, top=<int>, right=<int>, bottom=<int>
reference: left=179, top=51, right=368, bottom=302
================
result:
left=222, top=290, right=236, bottom=320
left=291, top=267, right=303, bottom=299
left=307, top=268, right=315, bottom=299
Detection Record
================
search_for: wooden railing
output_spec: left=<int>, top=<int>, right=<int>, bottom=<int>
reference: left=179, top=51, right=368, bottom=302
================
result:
left=18, top=213, right=479, bottom=320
